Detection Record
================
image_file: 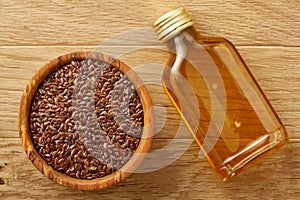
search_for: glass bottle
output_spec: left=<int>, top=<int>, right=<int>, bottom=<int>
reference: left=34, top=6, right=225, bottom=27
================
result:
left=153, top=7, right=288, bottom=181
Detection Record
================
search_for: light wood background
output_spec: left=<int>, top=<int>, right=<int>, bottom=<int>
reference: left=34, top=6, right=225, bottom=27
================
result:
left=0, top=1, right=299, bottom=199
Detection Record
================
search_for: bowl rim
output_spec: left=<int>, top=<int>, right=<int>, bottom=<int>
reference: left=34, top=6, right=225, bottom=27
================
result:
left=18, top=51, right=154, bottom=190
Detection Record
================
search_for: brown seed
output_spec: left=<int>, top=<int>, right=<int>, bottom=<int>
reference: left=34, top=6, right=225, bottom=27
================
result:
left=29, top=59, right=143, bottom=180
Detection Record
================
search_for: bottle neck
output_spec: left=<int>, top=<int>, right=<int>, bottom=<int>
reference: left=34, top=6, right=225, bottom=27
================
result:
left=164, top=27, right=201, bottom=76
left=165, top=26, right=200, bottom=51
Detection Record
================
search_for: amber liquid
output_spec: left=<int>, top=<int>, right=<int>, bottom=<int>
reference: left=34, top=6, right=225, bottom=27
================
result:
left=162, top=32, right=288, bottom=180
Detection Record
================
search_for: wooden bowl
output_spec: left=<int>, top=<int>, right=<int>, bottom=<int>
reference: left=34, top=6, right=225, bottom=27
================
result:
left=18, top=52, right=154, bottom=190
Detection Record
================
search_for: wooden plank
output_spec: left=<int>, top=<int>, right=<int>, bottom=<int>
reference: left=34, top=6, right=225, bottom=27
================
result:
left=0, top=138, right=298, bottom=199
left=0, top=47, right=299, bottom=140
left=0, top=1, right=299, bottom=46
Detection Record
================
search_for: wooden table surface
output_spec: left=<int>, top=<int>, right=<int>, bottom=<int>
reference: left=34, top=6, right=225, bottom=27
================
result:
left=0, top=1, right=299, bottom=199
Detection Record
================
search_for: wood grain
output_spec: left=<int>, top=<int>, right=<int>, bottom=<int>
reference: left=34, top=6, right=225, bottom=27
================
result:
left=0, top=1, right=299, bottom=46
left=0, top=0, right=299, bottom=199
left=0, top=139, right=299, bottom=199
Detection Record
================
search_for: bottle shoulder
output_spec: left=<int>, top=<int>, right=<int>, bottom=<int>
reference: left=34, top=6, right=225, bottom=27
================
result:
left=196, top=35, right=235, bottom=47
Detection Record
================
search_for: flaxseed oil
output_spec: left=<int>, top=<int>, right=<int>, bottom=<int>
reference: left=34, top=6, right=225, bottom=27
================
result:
left=153, top=7, right=288, bottom=180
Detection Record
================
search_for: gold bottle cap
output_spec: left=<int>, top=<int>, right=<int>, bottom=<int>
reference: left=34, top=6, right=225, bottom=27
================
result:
left=153, top=7, right=194, bottom=43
